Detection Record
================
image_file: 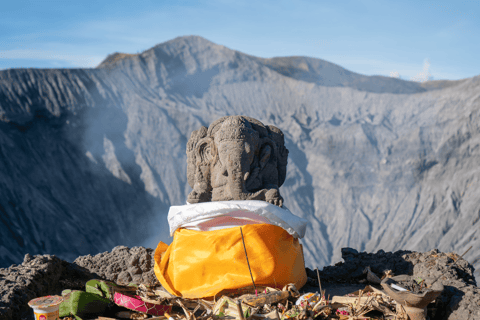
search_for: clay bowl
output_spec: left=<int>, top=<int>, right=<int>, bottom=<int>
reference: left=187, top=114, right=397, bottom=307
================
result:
left=381, top=275, right=443, bottom=320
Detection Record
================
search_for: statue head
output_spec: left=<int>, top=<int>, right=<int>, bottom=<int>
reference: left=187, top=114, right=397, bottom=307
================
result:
left=186, top=116, right=289, bottom=207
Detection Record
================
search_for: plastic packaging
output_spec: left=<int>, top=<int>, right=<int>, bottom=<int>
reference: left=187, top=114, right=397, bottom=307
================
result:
left=168, top=200, right=308, bottom=238
left=295, top=292, right=321, bottom=307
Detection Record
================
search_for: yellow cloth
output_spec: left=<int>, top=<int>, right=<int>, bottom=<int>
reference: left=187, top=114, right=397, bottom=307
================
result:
left=154, top=224, right=307, bottom=298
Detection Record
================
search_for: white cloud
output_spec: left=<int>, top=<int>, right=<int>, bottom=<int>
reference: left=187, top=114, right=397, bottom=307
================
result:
left=0, top=49, right=104, bottom=68
left=410, top=59, right=433, bottom=82
left=390, top=71, right=400, bottom=78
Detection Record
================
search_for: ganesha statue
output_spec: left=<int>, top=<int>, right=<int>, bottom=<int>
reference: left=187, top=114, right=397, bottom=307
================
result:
left=186, top=115, right=289, bottom=206
left=154, top=115, right=307, bottom=299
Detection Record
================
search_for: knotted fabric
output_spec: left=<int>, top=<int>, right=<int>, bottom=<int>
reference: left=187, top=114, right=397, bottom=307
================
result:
left=154, top=224, right=307, bottom=298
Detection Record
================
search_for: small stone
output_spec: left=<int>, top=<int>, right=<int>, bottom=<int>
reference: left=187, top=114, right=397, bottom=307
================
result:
left=23, top=254, right=33, bottom=264
left=129, top=266, right=142, bottom=275
left=129, top=256, right=139, bottom=267
left=112, top=245, right=129, bottom=252
left=117, top=271, right=132, bottom=284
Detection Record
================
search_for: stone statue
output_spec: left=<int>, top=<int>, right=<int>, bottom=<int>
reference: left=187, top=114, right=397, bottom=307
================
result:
left=186, top=116, right=289, bottom=207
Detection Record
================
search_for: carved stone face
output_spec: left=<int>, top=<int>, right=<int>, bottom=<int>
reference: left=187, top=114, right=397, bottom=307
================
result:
left=186, top=116, right=288, bottom=207
left=211, top=134, right=257, bottom=200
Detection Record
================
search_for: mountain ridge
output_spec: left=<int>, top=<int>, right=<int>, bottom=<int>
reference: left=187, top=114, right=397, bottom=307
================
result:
left=97, top=35, right=461, bottom=94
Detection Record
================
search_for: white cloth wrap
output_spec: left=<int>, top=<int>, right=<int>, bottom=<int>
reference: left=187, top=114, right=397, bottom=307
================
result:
left=168, top=200, right=308, bottom=239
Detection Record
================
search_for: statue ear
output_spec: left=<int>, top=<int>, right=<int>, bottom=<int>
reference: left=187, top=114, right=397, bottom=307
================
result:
left=187, top=126, right=207, bottom=188
left=196, top=137, right=215, bottom=166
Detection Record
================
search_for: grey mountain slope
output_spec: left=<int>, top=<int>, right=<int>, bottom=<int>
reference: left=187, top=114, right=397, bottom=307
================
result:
left=253, top=56, right=428, bottom=94
left=1, top=35, right=479, bottom=279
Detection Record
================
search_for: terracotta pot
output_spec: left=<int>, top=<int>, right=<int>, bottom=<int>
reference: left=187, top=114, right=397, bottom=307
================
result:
left=381, top=275, right=443, bottom=320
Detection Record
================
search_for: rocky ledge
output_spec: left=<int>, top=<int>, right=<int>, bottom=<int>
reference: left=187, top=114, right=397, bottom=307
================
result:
left=1, top=246, right=478, bottom=320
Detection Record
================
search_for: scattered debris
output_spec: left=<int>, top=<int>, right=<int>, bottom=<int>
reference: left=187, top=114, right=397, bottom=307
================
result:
left=116, top=310, right=150, bottom=319
left=49, top=280, right=430, bottom=319
left=2, top=247, right=480, bottom=320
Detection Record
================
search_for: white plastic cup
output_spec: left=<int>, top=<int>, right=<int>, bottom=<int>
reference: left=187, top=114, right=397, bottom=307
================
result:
left=28, top=295, right=63, bottom=320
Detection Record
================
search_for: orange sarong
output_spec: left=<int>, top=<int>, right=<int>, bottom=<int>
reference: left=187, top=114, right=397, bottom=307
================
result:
left=154, top=224, right=307, bottom=298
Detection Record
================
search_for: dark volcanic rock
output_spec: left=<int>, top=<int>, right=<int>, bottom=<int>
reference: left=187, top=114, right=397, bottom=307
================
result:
left=318, top=248, right=414, bottom=282
left=0, top=254, right=94, bottom=320
left=0, top=246, right=157, bottom=320
left=73, top=245, right=159, bottom=286
left=410, top=250, right=480, bottom=320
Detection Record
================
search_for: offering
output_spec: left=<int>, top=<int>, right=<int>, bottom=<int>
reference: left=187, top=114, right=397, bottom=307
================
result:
left=28, top=295, right=63, bottom=320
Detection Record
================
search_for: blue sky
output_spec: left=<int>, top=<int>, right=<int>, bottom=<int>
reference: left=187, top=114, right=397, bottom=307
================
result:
left=1, top=0, right=478, bottom=81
